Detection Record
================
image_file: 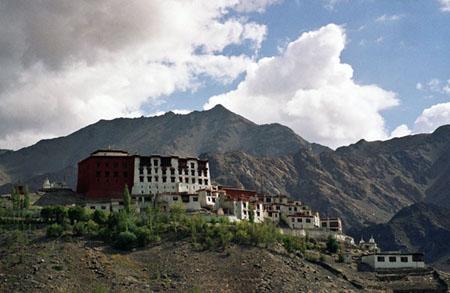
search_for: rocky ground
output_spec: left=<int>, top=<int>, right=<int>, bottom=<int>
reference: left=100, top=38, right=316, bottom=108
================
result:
left=0, top=229, right=449, bottom=292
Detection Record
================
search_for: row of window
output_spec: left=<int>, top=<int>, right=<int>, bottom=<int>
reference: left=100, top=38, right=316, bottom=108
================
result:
left=96, top=162, right=128, bottom=168
left=293, top=217, right=312, bottom=223
left=139, top=168, right=207, bottom=177
left=139, top=176, right=208, bottom=185
left=242, top=210, right=261, bottom=217
left=172, top=196, right=198, bottom=203
left=96, top=171, right=128, bottom=178
left=377, top=256, right=409, bottom=263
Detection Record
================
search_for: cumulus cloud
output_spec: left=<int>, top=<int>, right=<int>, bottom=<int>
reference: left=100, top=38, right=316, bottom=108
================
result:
left=414, top=102, right=450, bottom=133
left=0, top=0, right=276, bottom=149
left=438, top=0, right=450, bottom=12
left=204, top=24, right=398, bottom=148
left=416, top=78, right=450, bottom=94
left=390, top=124, right=412, bottom=138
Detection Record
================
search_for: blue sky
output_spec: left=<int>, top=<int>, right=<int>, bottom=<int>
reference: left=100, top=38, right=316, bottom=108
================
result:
left=158, top=0, right=450, bottom=137
left=1, top=0, right=449, bottom=149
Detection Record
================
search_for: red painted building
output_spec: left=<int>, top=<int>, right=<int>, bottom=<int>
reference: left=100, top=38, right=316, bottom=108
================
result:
left=77, top=150, right=135, bottom=199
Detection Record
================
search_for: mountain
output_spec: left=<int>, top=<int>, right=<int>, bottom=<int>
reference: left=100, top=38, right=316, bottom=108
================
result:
left=0, top=105, right=317, bottom=190
left=358, top=202, right=450, bottom=271
left=205, top=125, right=450, bottom=229
left=0, top=149, right=11, bottom=156
left=1, top=105, right=450, bottom=232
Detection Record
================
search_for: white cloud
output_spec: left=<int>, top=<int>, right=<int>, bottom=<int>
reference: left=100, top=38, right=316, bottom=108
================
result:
left=416, top=78, right=450, bottom=94
left=0, top=0, right=277, bottom=149
left=375, top=14, right=404, bottom=23
left=390, top=124, right=412, bottom=138
left=204, top=24, right=398, bottom=149
left=414, top=102, right=450, bottom=133
left=438, top=0, right=450, bottom=12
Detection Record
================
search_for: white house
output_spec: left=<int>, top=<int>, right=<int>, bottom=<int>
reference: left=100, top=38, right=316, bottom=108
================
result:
left=286, top=212, right=320, bottom=229
left=320, top=218, right=343, bottom=232
left=157, top=192, right=201, bottom=212
left=361, top=252, right=425, bottom=270
left=219, top=188, right=265, bottom=223
left=132, top=155, right=211, bottom=196
left=198, top=186, right=223, bottom=210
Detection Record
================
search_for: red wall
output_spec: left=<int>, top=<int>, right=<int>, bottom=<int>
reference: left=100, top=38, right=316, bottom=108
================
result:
left=77, top=156, right=135, bottom=199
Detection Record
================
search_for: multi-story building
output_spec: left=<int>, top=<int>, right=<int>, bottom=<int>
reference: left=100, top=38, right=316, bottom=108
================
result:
left=320, top=217, right=343, bottom=232
left=131, top=155, right=211, bottom=195
left=219, top=187, right=265, bottom=223
left=77, top=150, right=211, bottom=199
left=77, top=149, right=135, bottom=199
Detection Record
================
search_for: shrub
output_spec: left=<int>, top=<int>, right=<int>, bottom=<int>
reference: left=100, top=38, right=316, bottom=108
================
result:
left=282, top=235, right=306, bottom=253
left=72, top=222, right=86, bottom=236
left=47, top=223, right=64, bottom=238
left=93, top=210, right=108, bottom=225
left=114, top=231, right=137, bottom=250
left=68, top=206, right=89, bottom=224
left=326, top=235, right=339, bottom=254
left=134, top=226, right=156, bottom=247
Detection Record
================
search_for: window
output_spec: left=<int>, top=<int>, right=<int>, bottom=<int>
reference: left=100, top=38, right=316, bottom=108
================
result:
left=389, top=256, right=397, bottom=262
left=90, top=206, right=95, bottom=210
left=105, top=163, right=109, bottom=167
left=114, top=162, right=118, bottom=168
left=113, top=171, right=118, bottom=177
left=122, top=162, right=127, bottom=168
left=96, top=171, right=101, bottom=177
left=400, top=256, right=408, bottom=263
left=162, top=176, right=167, bottom=183
left=212, top=198, right=216, bottom=203
left=101, top=206, right=106, bottom=210
left=162, top=169, right=166, bottom=175
left=190, top=162, right=195, bottom=169
left=191, top=178, right=196, bottom=184
left=105, top=171, right=110, bottom=177
left=256, top=212, right=260, bottom=217
left=266, top=197, right=271, bottom=203
left=153, top=159, right=158, bottom=166
left=243, top=210, right=247, bottom=215
left=297, top=218, right=301, bottom=222
left=179, top=177, right=182, bottom=182
left=171, top=177, right=175, bottom=183
left=154, top=176, right=159, bottom=182
left=123, top=171, right=128, bottom=177
left=377, top=256, right=385, bottom=262
left=306, top=218, right=311, bottom=223
left=289, top=207, right=292, bottom=211
left=199, top=179, right=203, bottom=185
left=170, top=168, right=175, bottom=175
left=140, top=177, right=144, bottom=182
left=191, top=170, right=195, bottom=176
left=173, top=196, right=178, bottom=201
left=192, top=197, right=198, bottom=202
left=97, top=162, right=100, bottom=168
left=322, top=222, right=327, bottom=227
left=204, top=179, right=208, bottom=185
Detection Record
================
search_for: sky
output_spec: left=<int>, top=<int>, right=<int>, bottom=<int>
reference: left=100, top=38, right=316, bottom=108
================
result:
left=0, top=0, right=449, bottom=150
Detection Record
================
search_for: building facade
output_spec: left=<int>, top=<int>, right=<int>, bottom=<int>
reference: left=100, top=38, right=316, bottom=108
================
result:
left=361, top=253, right=425, bottom=270
left=77, top=150, right=135, bottom=199
left=77, top=150, right=211, bottom=199
left=131, top=155, right=211, bottom=195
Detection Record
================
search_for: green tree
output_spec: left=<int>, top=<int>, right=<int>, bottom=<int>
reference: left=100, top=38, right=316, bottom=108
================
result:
left=68, top=206, right=89, bottom=224
left=23, top=186, right=30, bottom=209
left=47, top=223, right=64, bottom=238
left=11, top=188, right=20, bottom=210
left=93, top=210, right=108, bottom=225
left=248, top=204, right=255, bottom=223
left=114, top=231, right=137, bottom=250
left=123, top=184, right=131, bottom=213
left=326, top=235, right=339, bottom=254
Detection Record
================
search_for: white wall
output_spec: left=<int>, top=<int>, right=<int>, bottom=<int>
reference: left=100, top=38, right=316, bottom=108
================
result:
left=362, top=254, right=425, bottom=269
left=132, top=156, right=211, bottom=195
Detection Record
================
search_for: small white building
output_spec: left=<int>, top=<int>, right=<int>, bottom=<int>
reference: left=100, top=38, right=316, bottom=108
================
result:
left=320, top=218, right=343, bottom=232
left=157, top=192, right=201, bottom=212
left=286, top=212, right=320, bottom=229
left=361, top=252, right=425, bottom=270
left=198, top=186, right=223, bottom=210
left=219, top=190, right=265, bottom=223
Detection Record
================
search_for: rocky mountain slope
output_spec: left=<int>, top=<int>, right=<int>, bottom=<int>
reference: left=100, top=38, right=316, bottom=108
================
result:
left=0, top=105, right=314, bottom=189
left=358, top=202, right=450, bottom=271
